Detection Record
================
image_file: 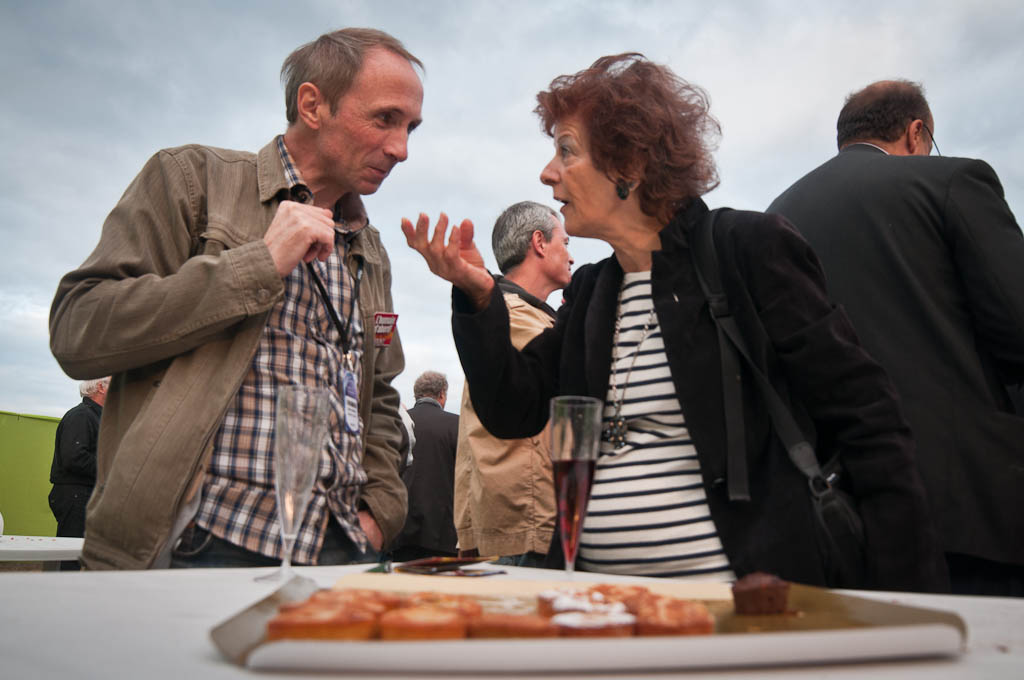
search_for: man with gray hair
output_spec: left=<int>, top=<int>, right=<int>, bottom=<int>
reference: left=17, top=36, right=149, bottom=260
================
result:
left=412, top=371, right=449, bottom=402
left=455, top=201, right=573, bottom=565
left=49, top=28, right=422, bottom=570
left=393, top=371, right=460, bottom=560
left=49, top=377, right=110, bottom=568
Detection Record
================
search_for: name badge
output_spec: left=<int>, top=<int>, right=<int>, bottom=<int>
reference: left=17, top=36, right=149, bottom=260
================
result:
left=374, top=312, right=398, bottom=347
left=342, top=369, right=360, bottom=435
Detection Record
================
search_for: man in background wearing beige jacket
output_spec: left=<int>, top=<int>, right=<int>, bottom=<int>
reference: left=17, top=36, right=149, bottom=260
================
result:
left=454, top=201, right=573, bottom=565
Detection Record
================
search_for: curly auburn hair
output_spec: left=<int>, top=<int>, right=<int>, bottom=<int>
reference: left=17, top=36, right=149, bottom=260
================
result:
left=535, top=53, right=720, bottom=224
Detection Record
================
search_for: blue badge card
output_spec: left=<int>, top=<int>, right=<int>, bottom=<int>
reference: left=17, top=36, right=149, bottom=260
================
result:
left=342, top=369, right=360, bottom=435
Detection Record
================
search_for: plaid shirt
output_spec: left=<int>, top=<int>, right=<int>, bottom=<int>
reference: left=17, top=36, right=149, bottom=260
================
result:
left=195, top=136, right=368, bottom=563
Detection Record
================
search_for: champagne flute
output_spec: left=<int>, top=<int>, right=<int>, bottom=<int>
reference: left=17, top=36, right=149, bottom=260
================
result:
left=256, top=385, right=330, bottom=583
left=549, top=395, right=602, bottom=579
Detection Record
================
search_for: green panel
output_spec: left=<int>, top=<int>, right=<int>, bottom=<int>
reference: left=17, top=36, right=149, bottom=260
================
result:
left=0, top=411, right=60, bottom=536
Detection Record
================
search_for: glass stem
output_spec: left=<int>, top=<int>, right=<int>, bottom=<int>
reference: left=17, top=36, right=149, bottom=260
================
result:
left=281, top=536, right=295, bottom=576
left=564, top=539, right=576, bottom=580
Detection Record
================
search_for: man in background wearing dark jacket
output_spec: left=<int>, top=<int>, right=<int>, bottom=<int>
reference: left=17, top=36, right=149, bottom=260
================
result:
left=49, top=377, right=109, bottom=569
left=392, top=371, right=460, bottom=561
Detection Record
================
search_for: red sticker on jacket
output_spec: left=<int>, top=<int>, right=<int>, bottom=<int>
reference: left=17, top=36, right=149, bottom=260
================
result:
left=374, top=312, right=398, bottom=347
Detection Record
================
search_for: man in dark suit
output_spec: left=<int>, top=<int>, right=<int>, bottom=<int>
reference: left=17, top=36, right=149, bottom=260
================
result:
left=769, top=80, right=1024, bottom=596
left=392, top=371, right=460, bottom=561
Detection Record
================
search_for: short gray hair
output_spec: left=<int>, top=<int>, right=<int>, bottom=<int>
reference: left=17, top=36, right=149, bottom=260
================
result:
left=79, top=377, right=110, bottom=398
left=413, top=371, right=448, bottom=400
left=491, top=201, right=560, bottom=274
left=281, top=27, right=423, bottom=125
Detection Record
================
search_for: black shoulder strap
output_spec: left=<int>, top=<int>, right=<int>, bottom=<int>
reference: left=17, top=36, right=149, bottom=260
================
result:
left=688, top=211, right=830, bottom=502
left=689, top=211, right=750, bottom=502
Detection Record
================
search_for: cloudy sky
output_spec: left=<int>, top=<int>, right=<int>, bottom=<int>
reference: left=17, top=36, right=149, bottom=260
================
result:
left=1, top=0, right=1020, bottom=417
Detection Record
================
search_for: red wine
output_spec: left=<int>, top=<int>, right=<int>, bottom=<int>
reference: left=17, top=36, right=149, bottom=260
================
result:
left=553, top=459, right=596, bottom=564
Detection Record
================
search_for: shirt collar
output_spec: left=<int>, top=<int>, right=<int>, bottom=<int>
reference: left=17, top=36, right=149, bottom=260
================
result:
left=275, top=135, right=366, bottom=235
left=495, top=275, right=557, bottom=319
left=845, top=142, right=889, bottom=155
left=276, top=135, right=312, bottom=199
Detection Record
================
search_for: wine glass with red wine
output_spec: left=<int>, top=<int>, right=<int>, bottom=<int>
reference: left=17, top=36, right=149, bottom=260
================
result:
left=549, top=396, right=602, bottom=579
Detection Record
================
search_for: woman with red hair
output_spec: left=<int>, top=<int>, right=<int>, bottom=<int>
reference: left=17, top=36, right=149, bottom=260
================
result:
left=403, top=54, right=946, bottom=593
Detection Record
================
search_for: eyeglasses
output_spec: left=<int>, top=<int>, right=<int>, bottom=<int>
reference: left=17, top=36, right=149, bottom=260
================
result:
left=922, top=122, right=941, bottom=156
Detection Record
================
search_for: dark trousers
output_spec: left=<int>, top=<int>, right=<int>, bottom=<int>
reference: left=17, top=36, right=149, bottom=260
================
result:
left=494, top=551, right=548, bottom=568
left=388, top=545, right=458, bottom=563
left=947, top=552, right=1024, bottom=597
left=170, top=520, right=379, bottom=568
left=48, top=484, right=91, bottom=571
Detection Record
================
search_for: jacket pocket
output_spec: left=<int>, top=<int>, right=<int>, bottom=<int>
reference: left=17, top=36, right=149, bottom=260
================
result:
left=200, top=220, right=250, bottom=255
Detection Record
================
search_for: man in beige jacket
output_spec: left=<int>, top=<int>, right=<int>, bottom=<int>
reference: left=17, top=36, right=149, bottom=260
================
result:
left=454, top=201, right=573, bottom=565
left=49, top=29, right=421, bottom=570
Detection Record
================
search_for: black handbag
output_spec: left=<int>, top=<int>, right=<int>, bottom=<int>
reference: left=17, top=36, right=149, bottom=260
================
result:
left=688, top=210, right=866, bottom=588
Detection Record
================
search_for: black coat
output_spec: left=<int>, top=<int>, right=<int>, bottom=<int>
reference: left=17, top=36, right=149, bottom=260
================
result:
left=454, top=198, right=947, bottom=592
left=395, top=399, right=460, bottom=554
left=48, top=396, right=102, bottom=538
left=769, top=144, right=1024, bottom=567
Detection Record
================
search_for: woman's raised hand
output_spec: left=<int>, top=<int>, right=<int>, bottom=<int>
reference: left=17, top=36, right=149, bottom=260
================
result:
left=401, top=212, right=495, bottom=310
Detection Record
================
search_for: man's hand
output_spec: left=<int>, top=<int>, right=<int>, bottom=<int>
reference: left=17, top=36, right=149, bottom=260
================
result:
left=401, top=212, right=495, bottom=310
left=358, top=509, right=384, bottom=552
left=264, top=201, right=336, bottom=277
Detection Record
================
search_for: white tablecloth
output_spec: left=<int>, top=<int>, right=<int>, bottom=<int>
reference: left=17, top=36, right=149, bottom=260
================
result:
left=0, top=564, right=1020, bottom=679
left=0, top=535, right=83, bottom=561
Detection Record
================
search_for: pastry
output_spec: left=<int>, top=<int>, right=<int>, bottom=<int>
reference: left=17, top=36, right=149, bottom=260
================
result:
left=266, top=582, right=717, bottom=641
left=267, top=600, right=378, bottom=641
left=467, top=613, right=559, bottom=638
left=536, top=587, right=627, bottom=617
left=589, top=583, right=652, bottom=613
left=731, top=571, right=790, bottom=615
left=305, top=587, right=405, bottom=614
left=551, top=610, right=636, bottom=637
left=633, top=594, right=714, bottom=635
left=378, top=605, right=467, bottom=640
left=404, top=591, right=483, bottom=618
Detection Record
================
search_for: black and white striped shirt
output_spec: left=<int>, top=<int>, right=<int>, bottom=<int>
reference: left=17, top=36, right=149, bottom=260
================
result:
left=577, top=272, right=734, bottom=580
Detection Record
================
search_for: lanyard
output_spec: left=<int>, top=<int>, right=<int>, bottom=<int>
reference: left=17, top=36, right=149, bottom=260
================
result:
left=286, top=183, right=363, bottom=361
left=306, top=256, right=364, bottom=359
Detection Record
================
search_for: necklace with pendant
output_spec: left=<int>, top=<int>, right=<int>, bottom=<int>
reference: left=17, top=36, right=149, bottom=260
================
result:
left=602, top=305, right=657, bottom=449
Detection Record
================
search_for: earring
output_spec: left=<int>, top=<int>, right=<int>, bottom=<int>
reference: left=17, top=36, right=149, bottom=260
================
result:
left=615, top=179, right=630, bottom=200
